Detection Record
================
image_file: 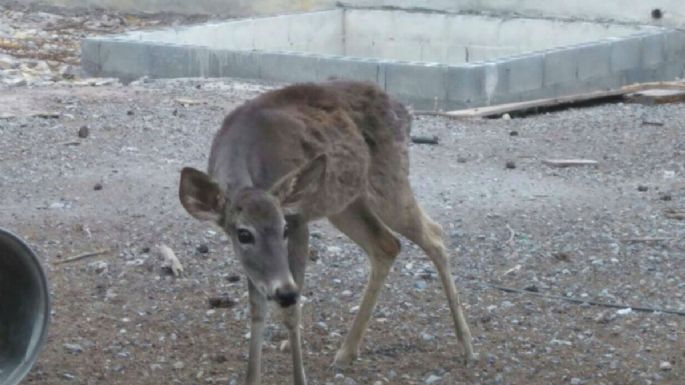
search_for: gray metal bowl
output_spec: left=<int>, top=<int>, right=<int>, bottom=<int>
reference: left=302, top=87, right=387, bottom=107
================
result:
left=0, top=228, right=50, bottom=385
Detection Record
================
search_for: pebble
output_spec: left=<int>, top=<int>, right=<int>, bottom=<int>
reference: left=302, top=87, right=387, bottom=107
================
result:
left=616, top=308, right=632, bottom=316
left=659, top=361, right=672, bottom=371
left=93, top=183, right=103, bottom=191
left=509, top=130, right=519, bottom=136
left=637, top=185, right=649, bottom=192
left=196, top=244, right=209, bottom=254
left=78, top=125, right=89, bottom=138
left=343, top=377, right=357, bottom=385
left=63, top=343, right=84, bottom=354
left=172, top=361, right=184, bottom=370
left=570, top=378, right=582, bottom=385
left=226, top=275, right=241, bottom=283
left=505, top=160, right=516, bottom=169
left=414, top=280, right=427, bottom=290
left=425, top=374, right=441, bottom=384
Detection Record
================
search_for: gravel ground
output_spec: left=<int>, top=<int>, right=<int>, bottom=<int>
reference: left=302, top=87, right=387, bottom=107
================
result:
left=1, top=4, right=684, bottom=385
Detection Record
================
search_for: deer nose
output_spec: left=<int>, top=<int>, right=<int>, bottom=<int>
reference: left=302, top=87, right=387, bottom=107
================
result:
left=274, top=288, right=299, bottom=307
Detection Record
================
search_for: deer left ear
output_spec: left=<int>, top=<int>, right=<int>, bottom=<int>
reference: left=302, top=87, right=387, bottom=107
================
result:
left=270, top=154, right=327, bottom=210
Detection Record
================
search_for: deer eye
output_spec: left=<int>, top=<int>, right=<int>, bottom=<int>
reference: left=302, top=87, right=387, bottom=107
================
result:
left=237, top=229, right=255, bottom=244
left=283, top=224, right=289, bottom=239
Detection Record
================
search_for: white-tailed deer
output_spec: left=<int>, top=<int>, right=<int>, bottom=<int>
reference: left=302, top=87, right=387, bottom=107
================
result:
left=179, top=80, right=473, bottom=385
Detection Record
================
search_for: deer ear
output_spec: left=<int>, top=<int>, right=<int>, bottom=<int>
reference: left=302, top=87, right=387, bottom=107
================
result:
left=179, top=167, right=227, bottom=222
left=270, top=154, right=327, bottom=210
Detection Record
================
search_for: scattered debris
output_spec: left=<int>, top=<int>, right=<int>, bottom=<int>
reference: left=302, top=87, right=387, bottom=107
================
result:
left=155, top=244, right=183, bottom=276
left=175, top=97, right=203, bottom=106
left=542, top=159, right=598, bottom=168
left=641, top=119, right=664, bottom=126
left=664, top=208, right=685, bottom=220
left=411, top=135, right=439, bottom=145
left=208, top=296, right=237, bottom=309
left=54, top=249, right=110, bottom=265
left=486, top=284, right=685, bottom=317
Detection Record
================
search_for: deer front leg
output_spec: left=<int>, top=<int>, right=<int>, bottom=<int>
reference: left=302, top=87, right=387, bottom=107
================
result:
left=247, top=281, right=268, bottom=385
left=283, top=215, right=309, bottom=385
left=282, top=304, right=307, bottom=385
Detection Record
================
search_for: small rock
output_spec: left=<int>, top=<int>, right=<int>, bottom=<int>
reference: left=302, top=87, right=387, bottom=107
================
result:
left=570, top=378, right=582, bottom=385
left=226, top=275, right=241, bottom=283
left=659, top=361, right=672, bottom=371
left=616, top=308, right=632, bottom=316
left=196, top=244, right=209, bottom=254
left=509, top=130, right=519, bottom=136
left=501, top=113, right=511, bottom=120
left=208, top=296, right=237, bottom=309
left=327, top=246, right=343, bottom=255
left=637, top=185, right=648, bottom=192
left=414, top=280, right=427, bottom=290
left=456, top=156, right=467, bottom=163
left=93, top=183, right=103, bottom=191
left=523, top=284, right=539, bottom=292
left=505, top=160, right=516, bottom=169
left=63, top=343, right=84, bottom=354
left=421, top=332, right=434, bottom=341
left=78, top=125, right=89, bottom=138
left=659, top=193, right=672, bottom=201
left=173, top=361, right=184, bottom=370
left=425, top=374, right=442, bottom=384
left=343, top=378, right=358, bottom=385
left=127, top=110, right=134, bottom=116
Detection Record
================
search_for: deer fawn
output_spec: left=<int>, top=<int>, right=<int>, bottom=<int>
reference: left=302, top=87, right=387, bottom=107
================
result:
left=179, top=80, right=473, bottom=385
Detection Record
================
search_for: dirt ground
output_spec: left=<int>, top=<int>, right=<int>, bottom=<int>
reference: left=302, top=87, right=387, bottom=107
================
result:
left=1, top=4, right=684, bottom=385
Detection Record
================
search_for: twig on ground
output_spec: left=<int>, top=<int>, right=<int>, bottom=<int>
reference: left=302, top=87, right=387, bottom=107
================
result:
left=486, top=283, right=685, bottom=317
left=621, top=237, right=673, bottom=243
left=54, top=249, right=110, bottom=265
left=410, top=135, right=439, bottom=145
left=542, top=159, right=599, bottom=168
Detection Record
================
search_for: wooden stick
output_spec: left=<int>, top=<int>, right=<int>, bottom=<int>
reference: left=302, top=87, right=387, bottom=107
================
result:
left=54, top=249, right=110, bottom=265
left=410, top=135, right=439, bottom=145
left=486, top=283, right=685, bottom=317
left=542, top=159, right=599, bottom=168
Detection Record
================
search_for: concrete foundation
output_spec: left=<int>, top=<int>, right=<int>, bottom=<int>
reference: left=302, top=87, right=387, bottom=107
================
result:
left=82, top=7, right=685, bottom=109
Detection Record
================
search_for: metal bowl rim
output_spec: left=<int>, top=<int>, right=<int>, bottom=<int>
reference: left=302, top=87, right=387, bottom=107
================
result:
left=0, top=228, right=51, bottom=385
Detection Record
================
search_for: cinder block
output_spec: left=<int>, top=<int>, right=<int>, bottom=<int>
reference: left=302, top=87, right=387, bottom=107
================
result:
left=641, top=33, right=666, bottom=69
left=575, top=42, right=611, bottom=81
left=383, top=61, right=448, bottom=108
left=664, top=29, right=685, bottom=63
left=543, top=47, right=578, bottom=86
left=208, top=50, right=261, bottom=79
left=98, top=39, right=152, bottom=82
left=445, top=64, right=486, bottom=107
left=258, top=52, right=320, bottom=83
left=495, top=53, right=544, bottom=94
left=81, top=38, right=102, bottom=76
left=147, top=43, right=192, bottom=79
left=609, top=37, right=642, bottom=72
left=315, top=56, right=380, bottom=83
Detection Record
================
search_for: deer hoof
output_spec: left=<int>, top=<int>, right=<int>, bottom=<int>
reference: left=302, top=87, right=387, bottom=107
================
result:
left=331, top=349, right=357, bottom=369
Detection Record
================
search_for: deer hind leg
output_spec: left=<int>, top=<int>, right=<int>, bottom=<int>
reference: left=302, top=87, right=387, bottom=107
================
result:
left=378, top=193, right=474, bottom=364
left=328, top=199, right=401, bottom=367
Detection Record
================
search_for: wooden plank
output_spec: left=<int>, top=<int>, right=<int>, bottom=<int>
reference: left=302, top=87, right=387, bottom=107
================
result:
left=625, top=89, right=685, bottom=105
left=414, top=81, right=685, bottom=119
